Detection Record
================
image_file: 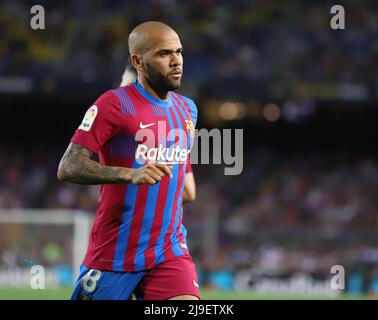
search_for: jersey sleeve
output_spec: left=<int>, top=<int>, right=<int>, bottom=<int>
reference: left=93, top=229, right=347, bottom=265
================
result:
left=192, top=103, right=198, bottom=127
left=70, top=91, right=121, bottom=153
left=182, top=96, right=198, bottom=173
left=186, top=98, right=198, bottom=127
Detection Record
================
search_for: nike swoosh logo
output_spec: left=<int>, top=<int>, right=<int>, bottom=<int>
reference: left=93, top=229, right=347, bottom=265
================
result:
left=139, top=122, right=155, bottom=129
left=193, top=280, right=199, bottom=288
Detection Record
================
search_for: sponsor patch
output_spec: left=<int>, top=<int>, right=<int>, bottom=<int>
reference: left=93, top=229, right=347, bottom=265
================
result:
left=79, top=105, right=98, bottom=131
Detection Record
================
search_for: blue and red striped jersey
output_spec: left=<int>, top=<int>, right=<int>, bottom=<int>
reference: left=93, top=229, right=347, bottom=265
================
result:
left=70, top=80, right=198, bottom=272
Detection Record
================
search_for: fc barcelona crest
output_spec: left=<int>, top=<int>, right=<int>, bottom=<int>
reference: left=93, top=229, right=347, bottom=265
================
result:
left=185, top=119, right=195, bottom=138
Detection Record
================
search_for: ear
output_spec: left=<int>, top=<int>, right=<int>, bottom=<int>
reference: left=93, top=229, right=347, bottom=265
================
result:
left=131, top=54, right=144, bottom=73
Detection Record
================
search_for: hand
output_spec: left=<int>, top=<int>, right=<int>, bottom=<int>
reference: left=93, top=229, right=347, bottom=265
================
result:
left=129, top=162, right=173, bottom=185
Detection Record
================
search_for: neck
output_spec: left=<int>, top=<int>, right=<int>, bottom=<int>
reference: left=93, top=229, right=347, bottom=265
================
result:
left=137, top=76, right=169, bottom=101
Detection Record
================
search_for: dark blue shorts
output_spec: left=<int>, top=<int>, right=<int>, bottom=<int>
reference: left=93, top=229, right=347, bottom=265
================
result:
left=71, top=255, right=200, bottom=300
left=71, top=264, right=145, bottom=300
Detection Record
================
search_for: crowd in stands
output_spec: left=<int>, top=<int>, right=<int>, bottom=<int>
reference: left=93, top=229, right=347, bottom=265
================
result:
left=1, top=0, right=378, bottom=97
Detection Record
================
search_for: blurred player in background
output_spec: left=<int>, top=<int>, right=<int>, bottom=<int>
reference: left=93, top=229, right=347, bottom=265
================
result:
left=120, top=57, right=137, bottom=87
left=57, top=21, right=199, bottom=300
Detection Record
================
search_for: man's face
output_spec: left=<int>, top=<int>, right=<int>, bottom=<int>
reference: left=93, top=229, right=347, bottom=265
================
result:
left=141, top=33, right=183, bottom=92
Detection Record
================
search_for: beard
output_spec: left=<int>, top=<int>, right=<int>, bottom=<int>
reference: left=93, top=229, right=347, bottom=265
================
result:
left=144, top=62, right=181, bottom=93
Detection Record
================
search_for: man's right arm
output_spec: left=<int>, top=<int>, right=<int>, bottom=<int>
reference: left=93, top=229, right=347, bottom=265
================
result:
left=57, top=142, right=172, bottom=185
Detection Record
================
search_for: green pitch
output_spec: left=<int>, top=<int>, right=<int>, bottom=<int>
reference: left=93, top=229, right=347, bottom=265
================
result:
left=0, top=287, right=371, bottom=300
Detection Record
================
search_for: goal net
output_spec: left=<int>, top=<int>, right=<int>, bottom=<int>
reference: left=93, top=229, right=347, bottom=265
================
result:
left=0, top=209, right=92, bottom=289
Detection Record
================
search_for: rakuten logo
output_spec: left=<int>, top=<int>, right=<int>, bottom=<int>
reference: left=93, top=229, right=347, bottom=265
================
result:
left=135, top=144, right=189, bottom=164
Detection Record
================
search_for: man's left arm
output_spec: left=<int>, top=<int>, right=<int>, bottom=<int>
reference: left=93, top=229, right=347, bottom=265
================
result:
left=182, top=98, right=198, bottom=204
left=183, top=171, right=196, bottom=203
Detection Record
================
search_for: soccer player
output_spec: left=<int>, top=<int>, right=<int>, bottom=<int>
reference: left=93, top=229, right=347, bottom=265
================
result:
left=57, top=21, right=199, bottom=300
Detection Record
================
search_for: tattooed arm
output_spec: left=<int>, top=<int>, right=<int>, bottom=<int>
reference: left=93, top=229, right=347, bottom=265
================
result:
left=57, top=142, right=172, bottom=185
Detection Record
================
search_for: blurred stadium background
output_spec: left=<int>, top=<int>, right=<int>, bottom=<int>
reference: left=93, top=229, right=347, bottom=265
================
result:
left=1, top=0, right=378, bottom=299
